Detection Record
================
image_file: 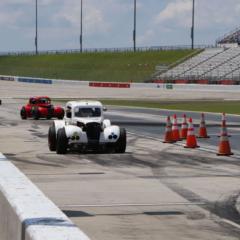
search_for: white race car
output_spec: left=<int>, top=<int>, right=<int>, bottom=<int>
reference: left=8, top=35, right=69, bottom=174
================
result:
left=48, top=100, right=126, bottom=154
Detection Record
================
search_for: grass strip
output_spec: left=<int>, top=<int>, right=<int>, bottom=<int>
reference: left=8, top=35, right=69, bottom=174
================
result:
left=52, top=99, right=240, bottom=115
left=0, top=50, right=196, bottom=82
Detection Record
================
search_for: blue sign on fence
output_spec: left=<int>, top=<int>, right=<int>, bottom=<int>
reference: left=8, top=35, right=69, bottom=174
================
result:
left=18, top=78, right=52, bottom=85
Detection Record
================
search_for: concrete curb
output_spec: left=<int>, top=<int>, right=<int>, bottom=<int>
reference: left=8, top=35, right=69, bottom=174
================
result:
left=0, top=153, right=90, bottom=240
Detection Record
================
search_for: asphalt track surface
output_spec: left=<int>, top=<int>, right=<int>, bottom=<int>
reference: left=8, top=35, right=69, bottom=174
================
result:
left=1, top=81, right=240, bottom=239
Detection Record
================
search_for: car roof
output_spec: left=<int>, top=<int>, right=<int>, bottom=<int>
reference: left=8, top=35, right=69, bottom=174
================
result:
left=66, top=100, right=103, bottom=108
left=30, top=96, right=51, bottom=100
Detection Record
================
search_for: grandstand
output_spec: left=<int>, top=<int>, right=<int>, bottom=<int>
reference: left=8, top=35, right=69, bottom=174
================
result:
left=154, top=47, right=240, bottom=84
left=216, top=27, right=240, bottom=45
left=152, top=27, right=240, bottom=85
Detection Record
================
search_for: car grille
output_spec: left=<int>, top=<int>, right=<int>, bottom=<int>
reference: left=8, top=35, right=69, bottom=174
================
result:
left=85, top=122, right=101, bottom=143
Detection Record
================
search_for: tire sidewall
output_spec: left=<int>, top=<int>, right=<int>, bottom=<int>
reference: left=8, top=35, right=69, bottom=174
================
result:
left=115, top=128, right=127, bottom=153
left=32, top=107, right=40, bottom=120
left=48, top=124, right=56, bottom=151
left=20, top=107, right=27, bottom=119
left=56, top=128, right=68, bottom=154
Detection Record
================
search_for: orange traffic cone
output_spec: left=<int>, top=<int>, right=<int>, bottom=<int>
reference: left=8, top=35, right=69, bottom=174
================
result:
left=163, top=116, right=175, bottom=143
left=218, top=113, right=231, bottom=137
left=217, top=118, right=233, bottom=156
left=198, top=113, right=210, bottom=138
left=180, top=114, right=188, bottom=139
left=172, top=114, right=181, bottom=141
left=184, top=118, right=199, bottom=148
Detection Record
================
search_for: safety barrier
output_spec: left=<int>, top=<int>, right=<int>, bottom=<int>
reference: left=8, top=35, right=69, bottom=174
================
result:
left=2, top=74, right=240, bottom=92
left=52, top=79, right=89, bottom=86
left=197, top=80, right=209, bottom=84
left=219, top=80, right=236, bottom=85
left=89, top=82, right=131, bottom=88
left=0, top=154, right=90, bottom=240
left=170, top=83, right=240, bottom=92
left=0, top=76, right=15, bottom=81
left=18, top=77, right=52, bottom=85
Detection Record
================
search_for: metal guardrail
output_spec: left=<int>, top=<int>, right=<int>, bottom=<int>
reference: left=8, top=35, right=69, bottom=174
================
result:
left=0, top=45, right=215, bottom=56
left=216, top=26, right=240, bottom=44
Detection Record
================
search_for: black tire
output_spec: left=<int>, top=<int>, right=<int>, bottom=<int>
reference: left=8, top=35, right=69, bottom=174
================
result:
left=56, top=128, right=68, bottom=154
left=0, top=99, right=2, bottom=105
left=115, top=128, right=127, bottom=153
left=47, top=106, right=54, bottom=120
left=48, top=124, right=56, bottom=151
left=32, top=107, right=40, bottom=120
left=20, top=107, right=27, bottom=120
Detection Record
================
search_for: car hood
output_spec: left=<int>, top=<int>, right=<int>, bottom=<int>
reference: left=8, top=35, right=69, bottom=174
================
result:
left=72, top=117, right=103, bottom=125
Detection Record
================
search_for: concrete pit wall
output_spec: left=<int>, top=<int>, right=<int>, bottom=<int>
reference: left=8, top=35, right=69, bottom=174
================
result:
left=0, top=154, right=90, bottom=240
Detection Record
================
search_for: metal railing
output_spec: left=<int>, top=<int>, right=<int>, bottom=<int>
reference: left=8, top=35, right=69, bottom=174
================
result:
left=0, top=45, right=215, bottom=57
left=216, top=26, right=240, bottom=44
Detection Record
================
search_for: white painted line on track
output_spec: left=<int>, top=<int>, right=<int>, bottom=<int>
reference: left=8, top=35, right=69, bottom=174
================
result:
left=221, top=219, right=240, bottom=230
left=107, top=104, right=240, bottom=118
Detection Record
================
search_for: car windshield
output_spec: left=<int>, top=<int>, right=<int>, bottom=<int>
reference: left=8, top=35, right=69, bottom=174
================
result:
left=39, top=98, right=50, bottom=104
left=74, top=107, right=101, bottom=118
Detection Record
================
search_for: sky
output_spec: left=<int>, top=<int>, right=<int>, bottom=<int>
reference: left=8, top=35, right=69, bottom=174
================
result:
left=0, top=0, right=240, bottom=52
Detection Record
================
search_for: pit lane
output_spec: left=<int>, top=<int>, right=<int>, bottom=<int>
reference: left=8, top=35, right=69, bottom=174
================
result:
left=1, top=98, right=240, bottom=240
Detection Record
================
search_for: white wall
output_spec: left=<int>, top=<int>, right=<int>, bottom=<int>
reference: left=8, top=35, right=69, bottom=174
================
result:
left=0, top=154, right=90, bottom=240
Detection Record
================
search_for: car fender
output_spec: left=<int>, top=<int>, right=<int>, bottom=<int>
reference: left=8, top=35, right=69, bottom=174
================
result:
left=23, top=105, right=32, bottom=117
left=53, top=106, right=65, bottom=118
left=64, top=125, right=88, bottom=143
left=103, top=119, right=111, bottom=128
left=101, top=125, right=120, bottom=143
left=54, top=106, right=64, bottom=113
left=54, top=120, right=66, bottom=134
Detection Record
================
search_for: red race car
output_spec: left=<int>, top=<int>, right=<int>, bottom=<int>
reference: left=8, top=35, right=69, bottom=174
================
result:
left=20, top=96, right=64, bottom=120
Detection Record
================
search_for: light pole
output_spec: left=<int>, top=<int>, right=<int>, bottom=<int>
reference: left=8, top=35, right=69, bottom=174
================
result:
left=80, top=0, right=83, bottom=52
left=35, top=0, right=38, bottom=55
left=133, top=0, right=136, bottom=52
left=191, top=0, right=195, bottom=49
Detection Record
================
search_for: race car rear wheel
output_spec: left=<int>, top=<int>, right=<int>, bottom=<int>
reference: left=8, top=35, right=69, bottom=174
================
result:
left=115, top=128, right=126, bottom=153
left=48, top=124, right=56, bottom=151
left=20, top=107, right=27, bottom=120
left=56, top=128, right=68, bottom=154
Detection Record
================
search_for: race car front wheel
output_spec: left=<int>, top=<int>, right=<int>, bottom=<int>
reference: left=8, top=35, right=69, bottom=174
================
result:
left=48, top=124, right=56, bottom=151
left=56, top=128, right=68, bottom=154
left=115, top=128, right=127, bottom=153
left=20, top=107, right=27, bottom=120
